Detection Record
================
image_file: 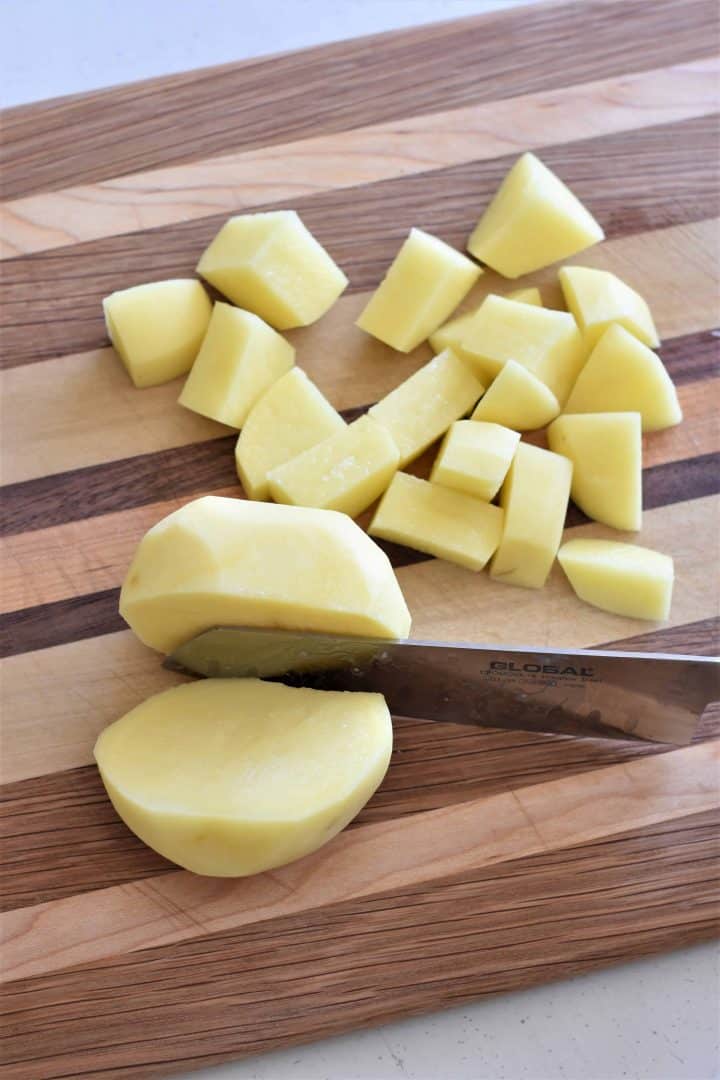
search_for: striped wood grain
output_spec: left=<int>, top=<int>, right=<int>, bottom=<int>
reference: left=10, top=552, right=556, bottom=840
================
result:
left=1, top=2, right=719, bottom=1077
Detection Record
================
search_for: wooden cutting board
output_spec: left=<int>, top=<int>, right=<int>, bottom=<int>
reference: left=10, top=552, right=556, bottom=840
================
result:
left=1, top=1, right=719, bottom=1075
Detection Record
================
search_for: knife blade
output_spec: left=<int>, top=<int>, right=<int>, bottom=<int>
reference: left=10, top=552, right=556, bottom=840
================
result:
left=164, top=626, right=719, bottom=745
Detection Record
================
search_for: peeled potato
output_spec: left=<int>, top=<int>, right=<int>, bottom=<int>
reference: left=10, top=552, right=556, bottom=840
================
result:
left=119, top=496, right=411, bottom=653
left=471, top=360, right=560, bottom=431
left=559, top=265, right=659, bottom=350
left=431, top=420, right=520, bottom=501
left=558, top=539, right=673, bottom=621
left=95, top=679, right=393, bottom=877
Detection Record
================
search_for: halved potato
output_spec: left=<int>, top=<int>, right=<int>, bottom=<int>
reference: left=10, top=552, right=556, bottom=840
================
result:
left=558, top=539, right=673, bottom=621
left=95, top=679, right=392, bottom=877
left=548, top=412, right=642, bottom=532
left=119, top=495, right=411, bottom=653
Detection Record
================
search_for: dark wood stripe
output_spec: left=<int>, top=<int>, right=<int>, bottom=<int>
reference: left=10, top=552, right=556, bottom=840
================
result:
left=2, top=114, right=717, bottom=367
left=1, top=453, right=717, bottom=659
left=2, top=705, right=717, bottom=914
left=600, top=616, right=719, bottom=657
left=2, top=0, right=715, bottom=200
left=660, top=330, right=719, bottom=385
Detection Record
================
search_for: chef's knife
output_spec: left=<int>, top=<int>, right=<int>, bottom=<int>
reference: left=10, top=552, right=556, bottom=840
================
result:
left=164, top=626, right=719, bottom=745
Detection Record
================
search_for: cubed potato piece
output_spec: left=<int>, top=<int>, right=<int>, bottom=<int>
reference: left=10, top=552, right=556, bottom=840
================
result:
left=428, top=309, right=477, bottom=357
left=236, top=368, right=346, bottom=501
left=120, top=495, right=411, bottom=653
left=103, top=279, right=212, bottom=388
left=559, top=266, right=659, bottom=350
left=506, top=287, right=542, bottom=306
left=368, top=349, right=484, bottom=467
left=466, top=152, right=604, bottom=278
left=196, top=211, right=348, bottom=329
left=95, top=679, right=392, bottom=877
left=356, top=228, right=483, bottom=352
left=178, top=303, right=294, bottom=428
left=461, top=294, right=586, bottom=405
left=548, top=412, right=642, bottom=532
left=431, top=420, right=520, bottom=501
left=558, top=539, right=673, bottom=621
left=428, top=286, right=541, bottom=356
left=564, top=323, right=682, bottom=432
left=471, top=360, right=560, bottom=430
left=370, top=472, right=503, bottom=571
left=490, top=442, right=572, bottom=589
left=268, top=415, right=399, bottom=518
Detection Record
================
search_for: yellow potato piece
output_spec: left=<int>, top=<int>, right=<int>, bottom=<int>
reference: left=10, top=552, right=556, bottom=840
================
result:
left=548, top=412, right=642, bottom=532
left=368, top=349, right=484, bottom=468
left=471, top=360, right=560, bottom=431
left=431, top=420, right=520, bottom=501
left=564, top=323, right=682, bottom=432
left=95, top=679, right=392, bottom=877
left=466, top=152, right=604, bottom=278
left=196, top=211, right=348, bottom=329
left=490, top=442, right=572, bottom=589
left=178, top=302, right=294, bottom=428
left=559, top=266, right=659, bottom=350
left=428, top=286, right=541, bottom=357
left=356, top=228, right=482, bottom=352
left=558, top=539, right=673, bottom=621
left=236, top=368, right=346, bottom=501
left=506, top=287, right=542, bottom=306
left=461, top=294, right=586, bottom=405
left=120, top=495, right=411, bottom=653
left=268, top=415, right=399, bottom=518
left=103, top=279, right=212, bottom=388
left=370, top=472, right=503, bottom=572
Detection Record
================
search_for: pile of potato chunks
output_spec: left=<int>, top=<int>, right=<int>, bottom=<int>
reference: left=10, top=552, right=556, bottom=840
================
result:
left=104, top=152, right=682, bottom=624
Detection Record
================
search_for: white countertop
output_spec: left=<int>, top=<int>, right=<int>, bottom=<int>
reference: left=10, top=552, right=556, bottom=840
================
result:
left=3, top=1, right=718, bottom=1077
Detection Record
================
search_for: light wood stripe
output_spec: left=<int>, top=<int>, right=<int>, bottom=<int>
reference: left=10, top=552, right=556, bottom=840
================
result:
left=2, top=496, right=717, bottom=786
left=2, top=59, right=716, bottom=259
left=2, top=218, right=717, bottom=485
left=2, top=740, right=717, bottom=984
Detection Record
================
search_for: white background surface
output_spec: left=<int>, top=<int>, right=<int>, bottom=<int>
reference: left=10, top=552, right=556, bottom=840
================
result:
left=2, top=1, right=718, bottom=1078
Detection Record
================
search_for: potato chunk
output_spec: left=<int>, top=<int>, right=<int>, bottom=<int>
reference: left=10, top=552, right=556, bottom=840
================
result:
left=179, top=303, right=294, bottom=428
left=356, top=228, right=482, bottom=352
left=559, top=266, right=659, bottom=350
left=196, top=211, right=348, bottom=329
left=368, top=349, right=484, bottom=468
left=428, top=287, right=541, bottom=357
left=236, top=368, right=345, bottom=500
left=268, top=415, right=399, bottom=518
left=548, top=412, right=642, bottom=532
left=370, top=472, right=503, bottom=571
left=564, top=323, right=682, bottom=432
left=461, top=294, right=586, bottom=405
left=103, top=279, right=211, bottom=388
left=558, top=539, right=673, bottom=621
left=490, top=442, right=572, bottom=589
left=120, top=495, right=411, bottom=653
left=466, top=152, right=604, bottom=277
left=431, top=420, right=520, bottom=501
left=95, top=679, right=392, bottom=877
left=471, top=360, right=560, bottom=431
